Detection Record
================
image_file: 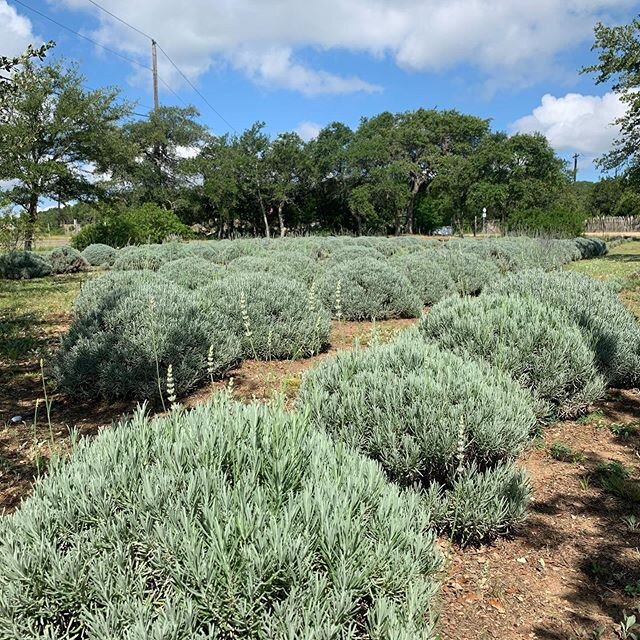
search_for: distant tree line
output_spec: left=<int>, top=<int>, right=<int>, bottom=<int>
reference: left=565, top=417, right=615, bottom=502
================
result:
left=3, top=32, right=640, bottom=247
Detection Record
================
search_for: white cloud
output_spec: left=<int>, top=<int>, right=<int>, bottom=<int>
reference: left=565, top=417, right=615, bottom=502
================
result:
left=232, top=48, right=380, bottom=96
left=510, top=92, right=626, bottom=156
left=0, top=0, right=38, bottom=58
left=52, top=0, right=634, bottom=94
left=295, top=121, right=322, bottom=142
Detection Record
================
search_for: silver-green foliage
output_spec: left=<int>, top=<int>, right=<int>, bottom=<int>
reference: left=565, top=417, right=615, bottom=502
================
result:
left=446, top=237, right=580, bottom=272
left=47, top=245, right=89, bottom=274
left=420, top=294, right=606, bottom=418
left=486, top=269, right=640, bottom=388
left=0, top=397, right=442, bottom=639
left=574, top=237, right=607, bottom=259
left=298, top=335, right=535, bottom=484
left=390, top=252, right=456, bottom=305
left=158, top=257, right=223, bottom=289
left=324, top=245, right=386, bottom=267
left=55, top=271, right=240, bottom=401
left=81, top=243, right=117, bottom=267
left=187, top=241, right=223, bottom=262
left=319, top=257, right=422, bottom=320
left=424, top=462, right=530, bottom=545
left=297, top=334, right=534, bottom=542
left=0, top=251, right=52, bottom=279
left=112, top=243, right=192, bottom=271
left=197, top=272, right=331, bottom=359
left=437, top=249, right=501, bottom=294
left=228, top=252, right=317, bottom=285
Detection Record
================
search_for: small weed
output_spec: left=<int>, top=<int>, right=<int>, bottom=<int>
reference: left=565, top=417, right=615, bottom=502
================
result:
left=579, top=476, right=592, bottom=490
left=625, top=581, right=640, bottom=597
left=550, top=441, right=585, bottom=463
left=281, top=375, right=302, bottom=398
left=618, top=610, right=640, bottom=640
left=589, top=561, right=611, bottom=581
left=594, top=461, right=640, bottom=504
left=610, top=423, right=639, bottom=440
left=532, top=436, right=546, bottom=450
left=576, top=410, right=605, bottom=425
left=595, top=461, right=631, bottom=479
left=622, top=515, right=640, bottom=531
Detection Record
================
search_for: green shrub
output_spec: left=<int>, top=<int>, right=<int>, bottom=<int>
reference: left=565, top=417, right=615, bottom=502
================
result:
left=445, top=237, right=581, bottom=272
left=71, top=216, right=138, bottom=251
left=319, top=257, right=422, bottom=320
left=424, top=462, right=530, bottom=544
left=112, top=244, right=192, bottom=271
left=0, top=398, right=442, bottom=639
left=120, top=203, right=193, bottom=244
left=390, top=251, right=456, bottom=305
left=298, top=335, right=536, bottom=485
left=187, top=241, right=223, bottom=262
left=158, top=257, right=223, bottom=289
left=420, top=294, right=606, bottom=419
left=486, top=269, right=640, bottom=388
left=505, top=207, right=587, bottom=237
left=228, top=252, right=317, bottom=285
left=81, top=243, right=116, bottom=267
left=71, top=205, right=192, bottom=250
left=324, top=245, right=386, bottom=267
left=574, top=237, right=608, bottom=259
left=438, top=249, right=502, bottom=294
left=0, top=251, right=52, bottom=279
left=549, top=441, right=584, bottom=463
left=47, top=245, right=89, bottom=274
left=55, top=272, right=240, bottom=402
left=197, top=272, right=331, bottom=360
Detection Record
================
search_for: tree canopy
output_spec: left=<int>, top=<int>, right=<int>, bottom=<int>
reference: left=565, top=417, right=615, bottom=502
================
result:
left=584, top=17, right=640, bottom=174
left=0, top=58, right=129, bottom=247
left=0, top=53, right=594, bottom=243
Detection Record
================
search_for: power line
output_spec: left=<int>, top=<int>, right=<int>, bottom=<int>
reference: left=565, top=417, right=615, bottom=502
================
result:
left=156, top=44, right=236, bottom=131
left=85, top=0, right=153, bottom=41
left=77, top=0, right=236, bottom=130
left=11, top=0, right=151, bottom=72
left=10, top=0, right=189, bottom=108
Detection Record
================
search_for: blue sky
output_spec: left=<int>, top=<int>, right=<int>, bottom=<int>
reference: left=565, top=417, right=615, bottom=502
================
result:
left=3, top=0, right=640, bottom=181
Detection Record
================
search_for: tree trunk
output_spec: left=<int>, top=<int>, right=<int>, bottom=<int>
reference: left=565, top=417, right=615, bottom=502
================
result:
left=260, top=202, right=270, bottom=238
left=24, top=192, right=38, bottom=250
left=404, top=179, right=422, bottom=235
left=277, top=202, right=286, bottom=238
left=351, top=210, right=362, bottom=236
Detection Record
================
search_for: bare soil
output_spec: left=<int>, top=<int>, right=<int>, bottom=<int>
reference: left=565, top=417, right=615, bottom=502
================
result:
left=439, top=390, right=640, bottom=640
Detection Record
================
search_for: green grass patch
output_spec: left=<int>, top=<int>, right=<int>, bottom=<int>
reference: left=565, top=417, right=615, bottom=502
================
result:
left=0, top=273, right=89, bottom=363
left=566, top=241, right=640, bottom=286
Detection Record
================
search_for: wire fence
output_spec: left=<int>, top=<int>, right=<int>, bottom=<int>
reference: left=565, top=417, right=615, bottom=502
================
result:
left=586, top=216, right=640, bottom=233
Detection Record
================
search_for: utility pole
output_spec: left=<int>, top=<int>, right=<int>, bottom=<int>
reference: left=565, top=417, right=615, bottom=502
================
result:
left=151, top=39, right=159, bottom=111
left=573, top=153, right=579, bottom=183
